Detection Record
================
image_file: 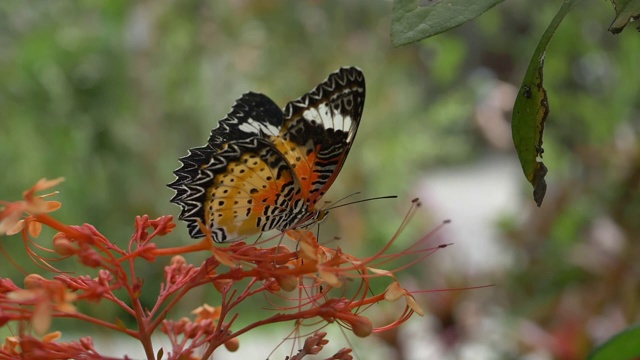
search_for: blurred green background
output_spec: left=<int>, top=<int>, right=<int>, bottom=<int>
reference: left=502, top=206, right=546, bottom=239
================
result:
left=1, top=0, right=639, bottom=359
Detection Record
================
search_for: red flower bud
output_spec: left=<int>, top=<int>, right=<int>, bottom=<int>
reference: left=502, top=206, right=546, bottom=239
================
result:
left=349, top=315, right=372, bottom=338
left=276, top=274, right=298, bottom=292
left=53, top=232, right=76, bottom=256
left=224, top=337, right=240, bottom=352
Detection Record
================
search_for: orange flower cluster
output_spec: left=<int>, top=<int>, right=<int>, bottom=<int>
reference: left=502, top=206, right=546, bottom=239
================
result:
left=0, top=179, right=446, bottom=359
left=0, top=178, right=63, bottom=237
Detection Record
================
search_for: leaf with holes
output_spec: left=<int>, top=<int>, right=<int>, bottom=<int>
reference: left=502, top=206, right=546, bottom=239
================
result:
left=391, top=0, right=504, bottom=46
left=512, top=0, right=576, bottom=207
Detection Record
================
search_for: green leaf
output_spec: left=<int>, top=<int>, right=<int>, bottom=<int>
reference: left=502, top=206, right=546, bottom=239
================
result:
left=511, top=0, right=577, bottom=207
left=391, top=0, right=504, bottom=46
left=588, top=323, right=640, bottom=360
left=608, top=0, right=640, bottom=34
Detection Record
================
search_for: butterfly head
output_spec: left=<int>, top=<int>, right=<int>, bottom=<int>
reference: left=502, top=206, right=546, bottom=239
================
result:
left=293, top=208, right=329, bottom=230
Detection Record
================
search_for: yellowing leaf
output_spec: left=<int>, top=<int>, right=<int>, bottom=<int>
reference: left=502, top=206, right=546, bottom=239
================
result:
left=512, top=0, right=577, bottom=206
left=609, top=0, right=640, bottom=34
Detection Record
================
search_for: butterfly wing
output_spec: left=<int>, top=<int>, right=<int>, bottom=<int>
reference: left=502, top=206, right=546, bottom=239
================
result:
left=169, top=92, right=293, bottom=241
left=206, top=92, right=283, bottom=149
left=269, top=67, right=366, bottom=211
left=197, top=137, right=303, bottom=242
left=169, top=68, right=366, bottom=241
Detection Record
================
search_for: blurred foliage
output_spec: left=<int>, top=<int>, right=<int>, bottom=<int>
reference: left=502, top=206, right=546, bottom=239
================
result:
left=589, top=323, right=640, bottom=360
left=1, top=0, right=639, bottom=359
left=390, top=0, right=505, bottom=45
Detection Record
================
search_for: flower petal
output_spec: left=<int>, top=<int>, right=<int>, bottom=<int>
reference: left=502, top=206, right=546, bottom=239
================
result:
left=28, top=220, right=42, bottom=238
left=405, top=293, right=425, bottom=316
left=0, top=206, right=24, bottom=235
left=384, top=281, right=404, bottom=302
left=368, top=267, right=396, bottom=278
left=212, top=248, right=237, bottom=268
left=31, top=177, right=65, bottom=194
left=318, top=269, right=342, bottom=288
left=42, top=331, right=62, bottom=343
left=6, top=219, right=25, bottom=236
left=32, top=300, right=53, bottom=335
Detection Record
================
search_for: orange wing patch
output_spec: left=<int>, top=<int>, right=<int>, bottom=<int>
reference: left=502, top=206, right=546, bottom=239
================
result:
left=202, top=140, right=297, bottom=242
left=270, top=138, right=319, bottom=195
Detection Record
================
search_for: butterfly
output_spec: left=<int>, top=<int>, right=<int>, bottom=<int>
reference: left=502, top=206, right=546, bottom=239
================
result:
left=168, top=67, right=365, bottom=243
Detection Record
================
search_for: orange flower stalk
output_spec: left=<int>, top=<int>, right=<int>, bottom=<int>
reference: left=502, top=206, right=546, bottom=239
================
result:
left=0, top=179, right=449, bottom=359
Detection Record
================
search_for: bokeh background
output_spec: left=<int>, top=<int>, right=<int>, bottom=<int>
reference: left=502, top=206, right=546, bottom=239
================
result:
left=1, top=1, right=639, bottom=359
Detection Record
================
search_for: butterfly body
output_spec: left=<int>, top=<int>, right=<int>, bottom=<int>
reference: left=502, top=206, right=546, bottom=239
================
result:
left=169, top=67, right=365, bottom=242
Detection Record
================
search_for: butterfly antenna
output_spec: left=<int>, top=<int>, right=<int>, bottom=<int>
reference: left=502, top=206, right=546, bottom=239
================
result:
left=321, top=191, right=362, bottom=209
left=323, top=195, right=398, bottom=212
